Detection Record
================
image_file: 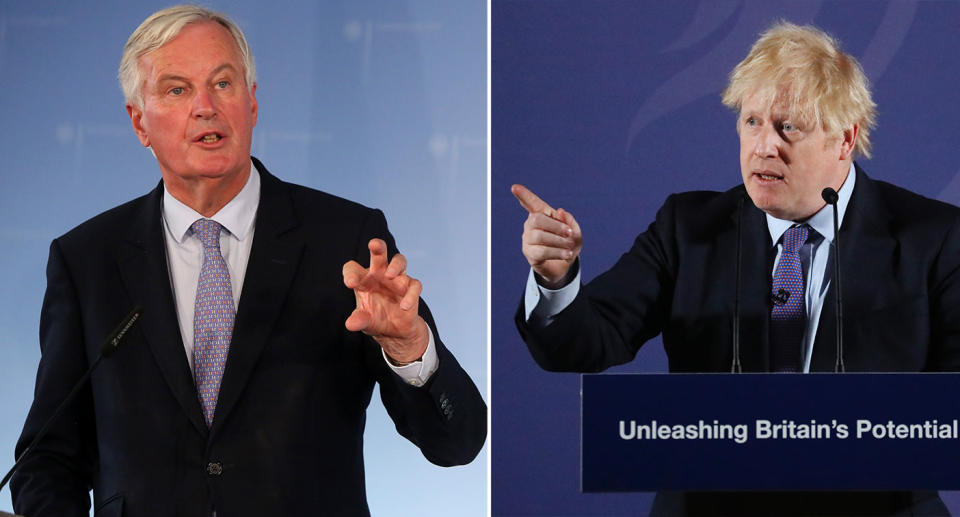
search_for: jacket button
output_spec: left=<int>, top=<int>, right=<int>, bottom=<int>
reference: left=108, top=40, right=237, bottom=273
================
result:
left=206, top=462, right=223, bottom=476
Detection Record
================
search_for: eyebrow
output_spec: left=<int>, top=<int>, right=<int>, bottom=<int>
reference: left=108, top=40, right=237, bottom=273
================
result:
left=156, top=63, right=239, bottom=84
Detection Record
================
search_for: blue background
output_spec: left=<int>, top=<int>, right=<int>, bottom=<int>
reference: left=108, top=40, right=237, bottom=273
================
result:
left=492, top=0, right=960, bottom=515
left=0, top=1, right=486, bottom=515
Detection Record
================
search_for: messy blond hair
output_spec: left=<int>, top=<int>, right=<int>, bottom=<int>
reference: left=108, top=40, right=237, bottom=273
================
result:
left=722, top=21, right=877, bottom=158
left=119, top=5, right=256, bottom=108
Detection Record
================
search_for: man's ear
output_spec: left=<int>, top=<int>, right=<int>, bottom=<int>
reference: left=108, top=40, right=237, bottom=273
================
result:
left=839, top=124, right=858, bottom=161
left=250, top=82, right=258, bottom=127
left=126, top=103, right=151, bottom=148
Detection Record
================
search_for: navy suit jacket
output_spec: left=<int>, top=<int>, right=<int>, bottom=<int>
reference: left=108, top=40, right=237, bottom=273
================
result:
left=13, top=158, right=486, bottom=517
left=517, top=164, right=960, bottom=515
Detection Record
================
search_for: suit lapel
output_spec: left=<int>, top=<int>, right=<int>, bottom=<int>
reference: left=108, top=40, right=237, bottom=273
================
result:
left=811, top=165, right=896, bottom=371
left=737, top=198, right=774, bottom=372
left=210, top=160, right=304, bottom=438
left=115, top=183, right=208, bottom=436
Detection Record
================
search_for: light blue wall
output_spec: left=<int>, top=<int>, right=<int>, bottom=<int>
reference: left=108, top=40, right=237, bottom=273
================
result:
left=0, top=2, right=486, bottom=515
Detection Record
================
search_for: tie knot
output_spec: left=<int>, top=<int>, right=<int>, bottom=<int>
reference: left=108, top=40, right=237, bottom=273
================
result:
left=782, top=224, right=809, bottom=254
left=191, top=219, right=223, bottom=250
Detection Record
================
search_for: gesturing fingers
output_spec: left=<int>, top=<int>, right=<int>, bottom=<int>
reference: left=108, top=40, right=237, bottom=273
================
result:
left=367, top=238, right=388, bottom=274
left=345, top=308, right=372, bottom=332
left=522, top=210, right=577, bottom=261
left=342, top=260, right=365, bottom=289
left=557, top=208, right=582, bottom=239
left=342, top=240, right=425, bottom=344
left=399, top=278, right=422, bottom=311
left=523, top=244, right=576, bottom=263
left=385, top=252, right=407, bottom=280
left=523, top=212, right=572, bottom=238
left=511, top=184, right=556, bottom=217
left=344, top=244, right=413, bottom=297
left=525, top=228, right=576, bottom=251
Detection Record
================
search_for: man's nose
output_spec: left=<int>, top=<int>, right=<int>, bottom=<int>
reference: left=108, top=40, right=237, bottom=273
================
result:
left=754, top=124, right=780, bottom=159
left=191, top=89, right=217, bottom=119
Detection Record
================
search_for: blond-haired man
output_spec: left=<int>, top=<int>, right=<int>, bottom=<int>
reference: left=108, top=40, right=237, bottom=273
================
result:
left=12, top=6, right=485, bottom=516
left=514, top=22, right=958, bottom=515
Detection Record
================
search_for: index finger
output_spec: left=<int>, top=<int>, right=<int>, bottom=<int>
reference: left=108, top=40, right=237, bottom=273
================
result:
left=511, top=184, right=555, bottom=217
left=367, top=238, right=388, bottom=273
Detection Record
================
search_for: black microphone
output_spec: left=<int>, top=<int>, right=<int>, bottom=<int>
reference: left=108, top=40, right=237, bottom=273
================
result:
left=0, top=306, right=143, bottom=492
left=771, top=289, right=790, bottom=306
left=731, top=195, right=744, bottom=373
left=821, top=187, right=845, bottom=373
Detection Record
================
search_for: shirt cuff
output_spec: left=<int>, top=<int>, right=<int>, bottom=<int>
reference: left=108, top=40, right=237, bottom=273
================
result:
left=383, top=320, right=439, bottom=387
left=523, top=265, right=582, bottom=325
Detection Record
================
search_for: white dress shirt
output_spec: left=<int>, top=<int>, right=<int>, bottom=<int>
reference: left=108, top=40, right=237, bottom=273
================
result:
left=525, top=162, right=856, bottom=372
left=161, top=162, right=437, bottom=385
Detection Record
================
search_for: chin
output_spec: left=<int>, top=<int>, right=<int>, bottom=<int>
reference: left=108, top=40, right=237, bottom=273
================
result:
left=747, top=194, right=789, bottom=220
left=191, top=157, right=244, bottom=178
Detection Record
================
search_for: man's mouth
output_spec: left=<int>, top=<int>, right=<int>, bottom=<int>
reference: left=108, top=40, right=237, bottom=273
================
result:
left=196, top=133, right=223, bottom=143
left=755, top=171, right=783, bottom=182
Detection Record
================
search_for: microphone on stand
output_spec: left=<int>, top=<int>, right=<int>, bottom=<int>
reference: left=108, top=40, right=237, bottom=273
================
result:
left=821, top=188, right=845, bottom=373
left=0, top=306, right=143, bottom=493
left=731, top=195, right=744, bottom=373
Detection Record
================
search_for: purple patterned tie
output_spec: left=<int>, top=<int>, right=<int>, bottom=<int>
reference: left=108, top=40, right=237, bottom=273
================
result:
left=770, top=224, right=809, bottom=372
left=192, top=219, right=235, bottom=427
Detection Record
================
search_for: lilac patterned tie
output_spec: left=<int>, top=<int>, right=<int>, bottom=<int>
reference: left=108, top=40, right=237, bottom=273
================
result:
left=770, top=224, right=809, bottom=372
left=192, top=219, right=235, bottom=427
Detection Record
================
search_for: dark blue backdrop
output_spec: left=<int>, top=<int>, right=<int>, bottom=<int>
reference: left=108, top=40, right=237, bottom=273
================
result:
left=492, top=1, right=960, bottom=515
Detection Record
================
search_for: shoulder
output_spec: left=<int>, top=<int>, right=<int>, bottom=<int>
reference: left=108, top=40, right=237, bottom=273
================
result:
left=666, top=187, right=744, bottom=216
left=55, top=187, right=159, bottom=252
left=868, top=176, right=960, bottom=222
left=256, top=157, right=383, bottom=227
left=283, top=181, right=380, bottom=222
left=855, top=169, right=960, bottom=244
left=256, top=161, right=395, bottom=256
left=653, top=186, right=747, bottom=237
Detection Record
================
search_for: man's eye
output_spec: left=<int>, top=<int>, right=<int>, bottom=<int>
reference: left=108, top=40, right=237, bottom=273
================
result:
left=216, top=81, right=229, bottom=88
left=782, top=122, right=796, bottom=132
left=169, top=87, right=184, bottom=95
left=745, top=118, right=757, bottom=127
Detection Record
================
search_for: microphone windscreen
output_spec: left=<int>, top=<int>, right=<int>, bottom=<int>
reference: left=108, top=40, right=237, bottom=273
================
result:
left=821, top=187, right=839, bottom=204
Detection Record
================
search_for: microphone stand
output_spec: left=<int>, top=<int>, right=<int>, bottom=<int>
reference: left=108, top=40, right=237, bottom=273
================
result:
left=0, top=307, right=142, bottom=493
left=821, top=188, right=845, bottom=373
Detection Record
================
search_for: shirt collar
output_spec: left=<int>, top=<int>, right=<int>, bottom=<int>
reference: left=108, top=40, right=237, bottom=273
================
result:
left=162, top=159, right=261, bottom=243
left=765, top=161, right=856, bottom=247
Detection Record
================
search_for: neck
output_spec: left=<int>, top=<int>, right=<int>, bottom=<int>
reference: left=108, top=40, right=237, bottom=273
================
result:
left=832, top=159, right=853, bottom=192
left=163, top=165, right=251, bottom=218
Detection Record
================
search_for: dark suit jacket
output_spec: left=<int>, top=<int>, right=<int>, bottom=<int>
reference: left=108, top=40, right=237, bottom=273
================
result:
left=12, top=158, right=486, bottom=517
left=517, top=164, right=960, bottom=515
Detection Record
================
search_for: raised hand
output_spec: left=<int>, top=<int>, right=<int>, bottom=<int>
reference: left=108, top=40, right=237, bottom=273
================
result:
left=342, top=238, right=429, bottom=364
left=511, top=184, right=583, bottom=288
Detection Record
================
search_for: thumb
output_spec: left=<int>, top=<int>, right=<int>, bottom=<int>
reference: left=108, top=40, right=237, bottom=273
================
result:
left=345, top=309, right=372, bottom=332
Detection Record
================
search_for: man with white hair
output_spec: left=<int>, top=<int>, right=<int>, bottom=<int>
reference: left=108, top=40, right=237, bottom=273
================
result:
left=514, top=22, right=960, bottom=515
left=12, top=6, right=485, bottom=516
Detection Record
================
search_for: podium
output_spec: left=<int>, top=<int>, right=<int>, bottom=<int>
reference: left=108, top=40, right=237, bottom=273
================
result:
left=581, top=373, right=960, bottom=491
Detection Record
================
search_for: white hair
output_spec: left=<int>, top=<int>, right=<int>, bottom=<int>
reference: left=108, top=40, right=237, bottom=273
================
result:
left=118, top=5, right=256, bottom=108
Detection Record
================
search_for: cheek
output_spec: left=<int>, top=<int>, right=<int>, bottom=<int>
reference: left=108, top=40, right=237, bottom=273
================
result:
left=738, top=137, right=753, bottom=169
left=143, top=112, right=182, bottom=144
left=141, top=110, right=163, bottom=134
